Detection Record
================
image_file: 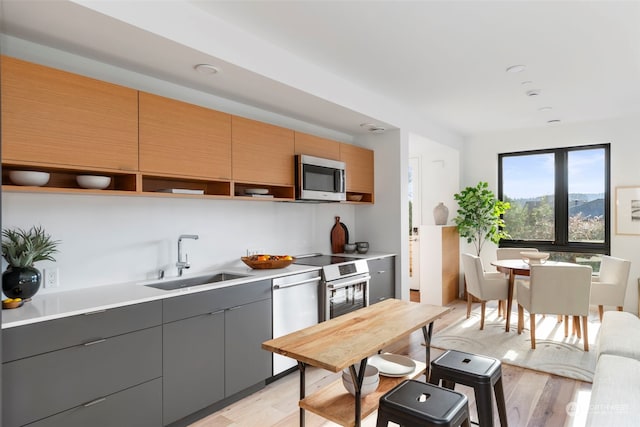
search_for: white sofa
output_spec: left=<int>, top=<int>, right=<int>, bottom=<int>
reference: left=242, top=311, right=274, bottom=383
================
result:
left=586, top=311, right=640, bottom=426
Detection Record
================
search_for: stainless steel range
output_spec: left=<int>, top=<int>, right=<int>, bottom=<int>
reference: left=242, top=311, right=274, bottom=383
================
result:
left=294, top=254, right=371, bottom=321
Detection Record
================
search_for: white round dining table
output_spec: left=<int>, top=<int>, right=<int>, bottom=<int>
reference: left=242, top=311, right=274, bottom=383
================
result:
left=490, top=259, right=575, bottom=332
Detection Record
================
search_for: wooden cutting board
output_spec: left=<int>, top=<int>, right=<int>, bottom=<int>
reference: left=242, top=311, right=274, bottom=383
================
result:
left=330, top=216, right=346, bottom=254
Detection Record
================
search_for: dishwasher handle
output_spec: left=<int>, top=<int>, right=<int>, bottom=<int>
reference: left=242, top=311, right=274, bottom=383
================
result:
left=273, top=276, right=321, bottom=290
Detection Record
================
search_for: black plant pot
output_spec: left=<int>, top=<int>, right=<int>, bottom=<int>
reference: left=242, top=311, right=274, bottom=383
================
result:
left=2, top=266, right=41, bottom=300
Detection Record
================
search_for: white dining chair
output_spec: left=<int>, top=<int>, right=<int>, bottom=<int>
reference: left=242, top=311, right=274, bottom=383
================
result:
left=590, top=255, right=631, bottom=321
left=517, top=263, right=593, bottom=351
left=462, top=253, right=509, bottom=330
left=496, top=247, right=539, bottom=260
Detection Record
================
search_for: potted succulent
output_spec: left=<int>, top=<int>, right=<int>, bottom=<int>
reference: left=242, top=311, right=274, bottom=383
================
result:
left=453, top=181, right=511, bottom=256
left=2, top=226, right=60, bottom=300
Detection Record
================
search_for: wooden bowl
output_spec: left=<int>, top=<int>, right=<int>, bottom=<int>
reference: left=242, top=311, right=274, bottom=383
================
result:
left=241, top=255, right=295, bottom=269
left=347, top=194, right=363, bottom=202
left=2, top=299, right=24, bottom=309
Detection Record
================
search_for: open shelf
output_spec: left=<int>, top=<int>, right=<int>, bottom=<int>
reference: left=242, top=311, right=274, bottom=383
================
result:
left=2, top=164, right=137, bottom=194
left=141, top=174, right=231, bottom=197
left=233, top=182, right=295, bottom=201
left=345, top=192, right=374, bottom=204
left=299, top=359, right=426, bottom=427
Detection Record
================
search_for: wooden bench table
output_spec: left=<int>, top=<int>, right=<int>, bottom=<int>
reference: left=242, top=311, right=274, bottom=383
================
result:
left=262, top=299, right=451, bottom=427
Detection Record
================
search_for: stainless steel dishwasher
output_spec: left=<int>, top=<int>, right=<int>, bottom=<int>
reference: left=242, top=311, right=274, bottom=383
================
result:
left=272, top=270, right=322, bottom=375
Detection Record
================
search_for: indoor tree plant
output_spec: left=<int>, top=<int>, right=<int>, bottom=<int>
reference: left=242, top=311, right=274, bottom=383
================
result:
left=453, top=181, right=511, bottom=256
left=2, top=226, right=60, bottom=300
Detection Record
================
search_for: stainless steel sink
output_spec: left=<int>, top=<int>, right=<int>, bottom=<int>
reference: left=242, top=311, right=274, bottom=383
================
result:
left=144, top=272, right=249, bottom=291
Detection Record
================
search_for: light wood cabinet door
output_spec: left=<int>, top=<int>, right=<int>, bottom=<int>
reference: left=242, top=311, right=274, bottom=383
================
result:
left=294, top=132, right=340, bottom=160
left=340, top=143, right=374, bottom=194
left=139, top=92, right=232, bottom=180
left=232, top=116, right=294, bottom=186
left=1, top=56, right=138, bottom=170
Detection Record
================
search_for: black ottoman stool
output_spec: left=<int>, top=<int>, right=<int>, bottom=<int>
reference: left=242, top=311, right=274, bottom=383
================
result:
left=429, top=350, right=508, bottom=426
left=376, top=379, right=470, bottom=427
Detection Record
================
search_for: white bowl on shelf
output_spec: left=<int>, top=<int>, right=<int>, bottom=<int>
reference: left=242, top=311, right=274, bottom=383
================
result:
left=76, top=175, right=111, bottom=190
left=8, top=170, right=50, bottom=186
left=341, top=364, right=380, bottom=397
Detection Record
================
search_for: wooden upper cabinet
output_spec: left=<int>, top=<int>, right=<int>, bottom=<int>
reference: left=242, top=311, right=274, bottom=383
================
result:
left=294, top=132, right=340, bottom=160
left=232, top=116, right=294, bottom=186
left=1, top=56, right=138, bottom=171
left=139, top=92, right=232, bottom=180
left=340, top=143, right=374, bottom=194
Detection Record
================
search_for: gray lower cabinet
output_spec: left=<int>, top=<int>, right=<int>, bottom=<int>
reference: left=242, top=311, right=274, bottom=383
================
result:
left=225, top=298, right=272, bottom=396
left=162, top=279, right=272, bottom=425
left=2, top=301, right=163, bottom=427
left=25, top=378, right=162, bottom=427
left=162, top=311, right=225, bottom=426
left=368, top=256, right=396, bottom=304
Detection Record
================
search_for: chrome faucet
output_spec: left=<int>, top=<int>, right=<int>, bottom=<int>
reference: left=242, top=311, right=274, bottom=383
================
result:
left=177, top=234, right=199, bottom=276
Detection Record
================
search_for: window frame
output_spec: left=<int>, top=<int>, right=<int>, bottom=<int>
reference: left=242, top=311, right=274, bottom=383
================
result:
left=498, top=143, right=610, bottom=255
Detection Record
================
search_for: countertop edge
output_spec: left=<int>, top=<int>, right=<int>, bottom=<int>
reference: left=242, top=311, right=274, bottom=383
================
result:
left=2, top=253, right=395, bottom=328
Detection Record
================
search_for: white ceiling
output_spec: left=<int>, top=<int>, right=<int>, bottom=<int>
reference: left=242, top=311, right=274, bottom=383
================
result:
left=2, top=0, right=640, bottom=138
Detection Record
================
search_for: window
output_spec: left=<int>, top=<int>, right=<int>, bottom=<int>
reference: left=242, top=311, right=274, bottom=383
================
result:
left=498, top=144, right=610, bottom=257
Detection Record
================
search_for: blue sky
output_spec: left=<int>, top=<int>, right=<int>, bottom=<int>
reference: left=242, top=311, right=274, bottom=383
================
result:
left=503, top=149, right=605, bottom=199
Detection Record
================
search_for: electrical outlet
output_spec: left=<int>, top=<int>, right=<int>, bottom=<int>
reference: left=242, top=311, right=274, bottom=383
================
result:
left=43, top=267, right=59, bottom=288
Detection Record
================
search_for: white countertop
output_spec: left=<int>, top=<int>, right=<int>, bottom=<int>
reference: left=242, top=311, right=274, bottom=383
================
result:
left=2, top=252, right=395, bottom=329
left=1, top=264, right=320, bottom=329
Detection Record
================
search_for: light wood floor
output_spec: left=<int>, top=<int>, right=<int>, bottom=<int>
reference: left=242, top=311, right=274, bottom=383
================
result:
left=190, top=295, right=592, bottom=427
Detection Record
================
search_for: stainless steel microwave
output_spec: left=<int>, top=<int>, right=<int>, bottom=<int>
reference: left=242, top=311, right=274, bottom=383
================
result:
left=295, top=154, right=346, bottom=201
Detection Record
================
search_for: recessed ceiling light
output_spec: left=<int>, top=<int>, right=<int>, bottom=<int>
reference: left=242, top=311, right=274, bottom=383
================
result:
left=521, top=80, right=533, bottom=86
left=194, top=64, right=221, bottom=74
left=526, top=89, right=541, bottom=97
left=359, top=123, right=385, bottom=133
left=538, top=106, right=553, bottom=112
left=547, top=119, right=561, bottom=125
left=506, top=64, right=526, bottom=73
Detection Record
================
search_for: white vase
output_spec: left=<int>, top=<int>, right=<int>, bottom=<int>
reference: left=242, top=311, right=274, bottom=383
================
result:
left=433, top=202, right=449, bottom=225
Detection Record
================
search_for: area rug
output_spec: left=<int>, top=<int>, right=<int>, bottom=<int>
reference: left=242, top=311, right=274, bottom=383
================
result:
left=431, top=303, right=600, bottom=382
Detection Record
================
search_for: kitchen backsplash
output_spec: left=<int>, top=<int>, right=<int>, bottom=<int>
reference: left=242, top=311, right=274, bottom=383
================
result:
left=1, top=192, right=356, bottom=294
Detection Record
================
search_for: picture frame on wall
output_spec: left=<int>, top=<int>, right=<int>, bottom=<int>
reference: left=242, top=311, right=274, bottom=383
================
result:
left=615, top=186, right=640, bottom=235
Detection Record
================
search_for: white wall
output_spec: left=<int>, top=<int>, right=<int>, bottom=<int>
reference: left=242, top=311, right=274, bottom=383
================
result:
left=409, top=134, right=460, bottom=226
left=355, top=129, right=409, bottom=300
left=463, top=116, right=640, bottom=314
left=1, top=193, right=356, bottom=293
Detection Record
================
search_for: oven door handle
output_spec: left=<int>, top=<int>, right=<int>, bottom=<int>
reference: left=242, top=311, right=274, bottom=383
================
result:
left=326, top=274, right=371, bottom=290
left=273, top=277, right=321, bottom=290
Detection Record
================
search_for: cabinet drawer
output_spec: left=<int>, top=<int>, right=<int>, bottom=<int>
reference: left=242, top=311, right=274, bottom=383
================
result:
left=25, top=378, right=162, bottom=427
left=3, top=300, right=162, bottom=362
left=2, top=326, right=162, bottom=427
left=163, top=280, right=271, bottom=323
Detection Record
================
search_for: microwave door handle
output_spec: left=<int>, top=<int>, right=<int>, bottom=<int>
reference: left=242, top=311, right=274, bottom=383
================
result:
left=335, top=169, right=345, bottom=193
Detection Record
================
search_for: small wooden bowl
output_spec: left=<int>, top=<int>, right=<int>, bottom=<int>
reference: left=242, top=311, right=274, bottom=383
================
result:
left=241, top=256, right=295, bottom=269
left=347, top=194, right=363, bottom=202
left=2, top=300, right=24, bottom=309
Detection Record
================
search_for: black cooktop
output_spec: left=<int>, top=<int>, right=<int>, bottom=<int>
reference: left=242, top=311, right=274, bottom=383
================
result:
left=293, top=255, right=361, bottom=267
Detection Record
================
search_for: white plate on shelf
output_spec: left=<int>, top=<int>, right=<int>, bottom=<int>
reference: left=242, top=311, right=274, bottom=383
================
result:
left=368, top=353, right=416, bottom=377
left=244, top=188, right=269, bottom=195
